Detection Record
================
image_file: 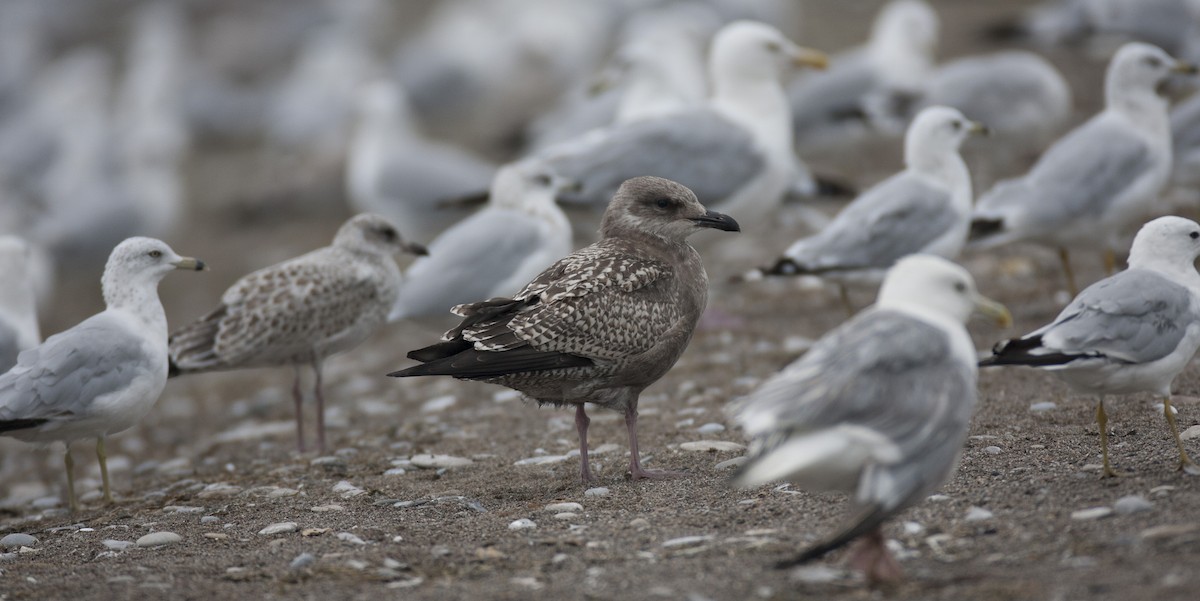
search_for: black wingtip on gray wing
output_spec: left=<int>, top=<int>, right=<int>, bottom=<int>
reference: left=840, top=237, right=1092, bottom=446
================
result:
left=979, top=335, right=1086, bottom=368
left=389, top=347, right=593, bottom=379
left=968, top=217, right=1005, bottom=242
left=0, top=418, right=49, bottom=434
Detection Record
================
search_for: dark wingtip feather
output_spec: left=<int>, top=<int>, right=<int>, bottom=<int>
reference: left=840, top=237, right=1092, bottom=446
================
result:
left=813, top=175, right=857, bottom=198
left=981, top=18, right=1027, bottom=41
left=0, top=418, right=49, bottom=434
left=968, top=218, right=1005, bottom=242
left=167, top=354, right=181, bottom=378
left=406, top=339, right=472, bottom=363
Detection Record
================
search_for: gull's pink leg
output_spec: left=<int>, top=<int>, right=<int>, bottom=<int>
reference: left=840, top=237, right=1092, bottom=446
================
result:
left=292, top=366, right=305, bottom=452
left=576, top=404, right=596, bottom=483
left=625, top=404, right=684, bottom=480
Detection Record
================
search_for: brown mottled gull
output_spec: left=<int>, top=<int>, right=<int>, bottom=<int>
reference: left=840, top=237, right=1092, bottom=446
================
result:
left=0, top=237, right=204, bottom=513
left=169, top=214, right=424, bottom=453
left=390, top=176, right=740, bottom=482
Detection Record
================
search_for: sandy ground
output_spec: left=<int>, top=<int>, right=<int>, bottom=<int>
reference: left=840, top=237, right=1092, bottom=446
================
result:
left=4, top=1, right=1200, bottom=600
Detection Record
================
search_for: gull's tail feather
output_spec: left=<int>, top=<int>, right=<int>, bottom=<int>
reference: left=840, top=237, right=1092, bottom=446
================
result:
left=167, top=306, right=228, bottom=376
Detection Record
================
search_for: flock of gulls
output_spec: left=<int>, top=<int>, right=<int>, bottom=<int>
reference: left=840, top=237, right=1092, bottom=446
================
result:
left=3, top=0, right=1200, bottom=586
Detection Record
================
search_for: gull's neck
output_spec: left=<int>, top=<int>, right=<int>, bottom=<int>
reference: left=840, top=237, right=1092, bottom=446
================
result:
left=906, top=142, right=971, bottom=207
left=876, top=302, right=976, bottom=368
left=102, top=273, right=168, bottom=335
left=711, top=73, right=792, bottom=163
left=1106, top=83, right=1170, bottom=138
left=1131, top=255, right=1200, bottom=290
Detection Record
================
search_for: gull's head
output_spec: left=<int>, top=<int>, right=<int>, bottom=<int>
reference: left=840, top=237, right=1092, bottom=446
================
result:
left=1128, top=215, right=1200, bottom=269
left=355, top=79, right=413, bottom=128
left=335, top=213, right=427, bottom=258
left=709, top=21, right=826, bottom=84
left=0, top=236, right=32, bottom=277
left=601, top=176, right=739, bottom=242
left=878, top=255, right=1010, bottom=327
left=871, top=0, right=939, bottom=58
left=1107, top=42, right=1194, bottom=100
left=905, top=105, right=987, bottom=162
left=490, top=159, right=575, bottom=211
left=102, top=237, right=204, bottom=304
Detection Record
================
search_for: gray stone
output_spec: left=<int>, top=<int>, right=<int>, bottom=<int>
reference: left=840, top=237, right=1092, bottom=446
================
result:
left=1, top=534, right=37, bottom=548
left=715, top=457, right=748, bottom=470
left=508, top=519, right=537, bottom=530
left=696, top=423, right=726, bottom=434
left=410, top=454, right=473, bottom=469
left=136, top=532, right=182, bottom=547
left=1113, top=495, right=1153, bottom=515
left=337, top=532, right=367, bottom=545
left=1030, top=402, right=1058, bottom=413
left=290, top=552, right=316, bottom=570
left=102, top=539, right=134, bottom=551
left=964, top=507, right=994, bottom=522
left=200, top=516, right=220, bottom=524
left=544, top=502, right=583, bottom=512
left=584, top=487, right=609, bottom=497
left=679, top=440, right=745, bottom=452
left=1071, top=507, right=1114, bottom=521
left=983, top=446, right=1002, bottom=455
left=258, top=522, right=299, bottom=535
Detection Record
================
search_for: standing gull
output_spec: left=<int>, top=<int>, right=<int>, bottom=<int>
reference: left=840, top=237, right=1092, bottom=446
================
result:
left=0, top=236, right=41, bottom=373
left=749, top=106, right=986, bottom=312
left=539, top=21, right=828, bottom=224
left=969, top=42, right=1195, bottom=295
left=729, top=255, right=1010, bottom=582
left=0, top=237, right=204, bottom=512
left=169, top=214, right=424, bottom=453
left=981, top=216, right=1200, bottom=477
left=390, top=177, right=739, bottom=482
left=390, top=159, right=573, bottom=321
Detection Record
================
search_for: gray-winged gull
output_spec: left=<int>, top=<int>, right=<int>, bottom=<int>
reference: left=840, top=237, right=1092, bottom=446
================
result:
left=970, top=42, right=1194, bottom=295
left=391, top=177, right=740, bottom=482
left=168, top=214, right=424, bottom=454
left=0, top=237, right=40, bottom=373
left=346, top=79, right=497, bottom=239
left=981, top=216, right=1200, bottom=477
left=729, top=255, right=1010, bottom=582
left=0, top=237, right=204, bottom=512
left=390, top=159, right=573, bottom=321
left=750, top=106, right=986, bottom=312
left=724, top=254, right=1008, bottom=580
left=539, top=21, right=828, bottom=225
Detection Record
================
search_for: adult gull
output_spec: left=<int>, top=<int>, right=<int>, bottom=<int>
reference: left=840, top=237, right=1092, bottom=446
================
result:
left=729, top=255, right=1010, bottom=582
left=981, top=216, right=1200, bottom=477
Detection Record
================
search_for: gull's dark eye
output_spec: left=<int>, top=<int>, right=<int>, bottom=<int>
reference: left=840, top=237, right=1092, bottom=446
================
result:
left=380, top=226, right=398, bottom=242
left=953, top=281, right=967, bottom=293
left=533, top=174, right=552, bottom=186
left=655, top=198, right=672, bottom=209
left=148, top=250, right=162, bottom=258
left=1190, top=231, right=1199, bottom=239
left=1145, top=56, right=1163, bottom=68
left=951, top=121, right=962, bottom=131
left=765, top=40, right=782, bottom=53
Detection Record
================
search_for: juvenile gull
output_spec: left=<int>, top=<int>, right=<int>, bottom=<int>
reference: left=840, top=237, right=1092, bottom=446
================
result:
left=539, top=21, right=828, bottom=224
left=981, top=216, right=1200, bottom=477
left=169, top=214, right=424, bottom=453
left=969, top=42, right=1195, bottom=295
left=0, top=237, right=204, bottom=512
left=390, top=159, right=572, bottom=321
left=729, top=255, right=1010, bottom=582
left=750, top=106, right=986, bottom=312
left=0, top=236, right=41, bottom=373
left=390, top=177, right=739, bottom=482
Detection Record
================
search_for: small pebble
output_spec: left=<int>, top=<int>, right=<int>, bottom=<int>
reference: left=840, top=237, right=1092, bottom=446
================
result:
left=0, top=534, right=37, bottom=549
left=337, top=532, right=367, bottom=545
left=101, top=540, right=133, bottom=551
left=662, top=535, right=713, bottom=548
left=200, top=516, right=220, bottom=524
left=513, top=455, right=568, bottom=466
left=554, top=512, right=578, bottom=520
left=1113, top=495, right=1153, bottom=515
left=312, top=504, right=345, bottom=512
left=903, top=521, right=924, bottom=535
left=584, top=487, right=609, bottom=497
left=1030, top=402, right=1057, bottom=413
left=421, top=395, right=457, bottom=413
left=544, top=502, right=583, bottom=513
left=679, top=440, right=745, bottom=452
left=789, top=565, right=847, bottom=584
left=136, top=532, right=182, bottom=547
left=204, top=533, right=229, bottom=540
left=258, top=522, right=299, bottom=535
left=1071, top=507, right=1114, bottom=521
left=696, top=423, right=726, bottom=434
left=384, top=468, right=407, bottom=476
left=964, top=507, right=993, bottom=522
left=410, top=454, right=473, bottom=469
left=1180, top=425, right=1200, bottom=441
left=290, top=553, right=316, bottom=570
left=715, top=457, right=748, bottom=470
left=629, top=518, right=651, bottom=530
left=983, top=446, right=1002, bottom=455
left=509, top=519, right=537, bottom=530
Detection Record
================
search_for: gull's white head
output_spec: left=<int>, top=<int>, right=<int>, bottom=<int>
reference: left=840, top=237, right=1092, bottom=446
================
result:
left=904, top=105, right=987, bottom=166
left=490, top=159, right=573, bottom=211
left=0, top=236, right=36, bottom=312
left=355, top=79, right=414, bottom=130
left=101, top=237, right=204, bottom=307
left=1105, top=42, right=1194, bottom=107
left=1127, top=216, right=1200, bottom=271
left=335, top=213, right=428, bottom=258
left=878, top=255, right=1010, bottom=327
left=709, top=21, right=827, bottom=85
left=869, top=0, right=939, bottom=90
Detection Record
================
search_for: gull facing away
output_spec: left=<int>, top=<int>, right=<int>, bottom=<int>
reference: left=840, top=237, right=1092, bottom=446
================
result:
left=981, top=216, right=1200, bottom=477
left=539, top=21, right=828, bottom=225
left=389, top=159, right=573, bottom=321
left=169, top=214, right=424, bottom=453
left=390, top=177, right=739, bottom=482
left=969, top=42, right=1195, bottom=295
left=0, top=237, right=40, bottom=373
left=729, top=255, right=1010, bottom=582
left=0, top=238, right=204, bottom=512
left=749, top=106, right=986, bottom=313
